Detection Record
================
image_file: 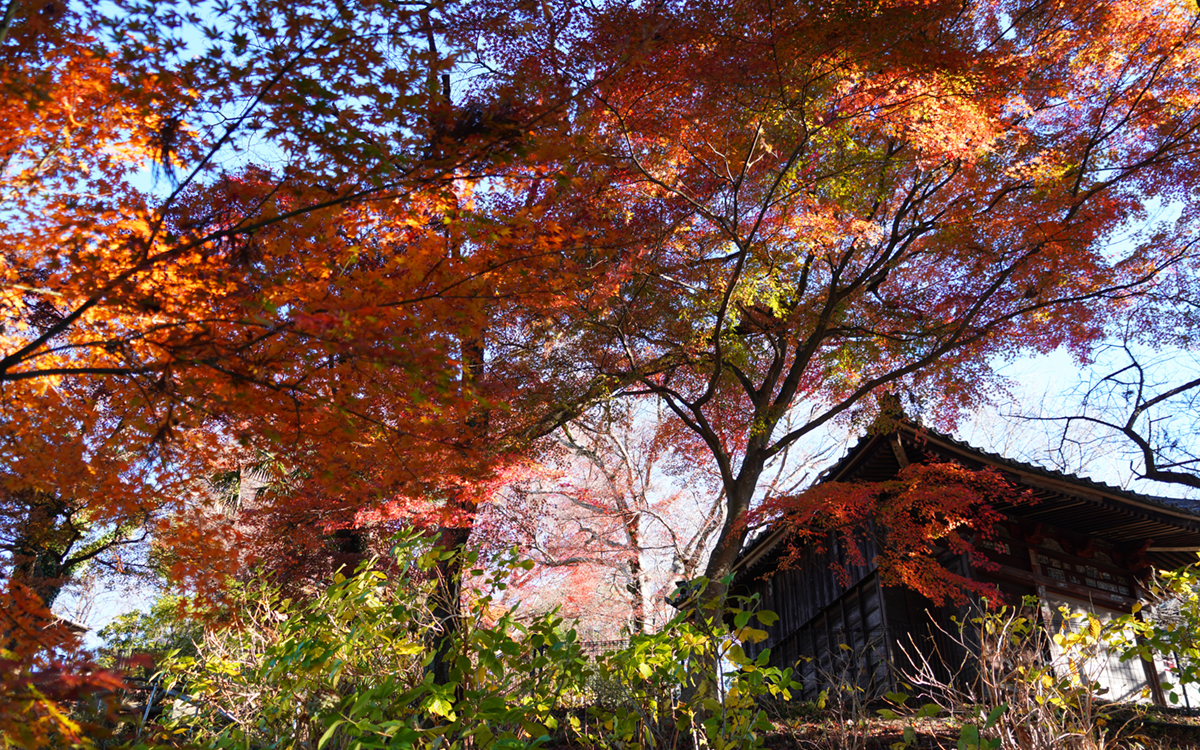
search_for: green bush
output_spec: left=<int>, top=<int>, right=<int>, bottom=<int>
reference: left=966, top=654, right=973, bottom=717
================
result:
left=1115, top=559, right=1200, bottom=704
left=578, top=595, right=795, bottom=750
left=136, top=539, right=584, bottom=749
left=123, top=536, right=795, bottom=750
left=98, top=594, right=205, bottom=669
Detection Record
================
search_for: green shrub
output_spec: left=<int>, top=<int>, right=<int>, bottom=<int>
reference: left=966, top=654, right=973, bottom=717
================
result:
left=98, top=594, right=204, bottom=669
left=125, top=536, right=795, bottom=750
left=1115, top=559, right=1200, bottom=704
left=579, top=592, right=796, bottom=750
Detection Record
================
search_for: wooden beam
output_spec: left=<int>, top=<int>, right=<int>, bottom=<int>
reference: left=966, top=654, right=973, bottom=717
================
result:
left=889, top=434, right=910, bottom=469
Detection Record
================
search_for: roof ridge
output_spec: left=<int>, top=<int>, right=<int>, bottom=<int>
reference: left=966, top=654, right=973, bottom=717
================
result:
left=899, top=422, right=1200, bottom=516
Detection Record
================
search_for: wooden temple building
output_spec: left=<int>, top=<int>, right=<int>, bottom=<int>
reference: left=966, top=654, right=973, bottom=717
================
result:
left=731, top=420, right=1200, bottom=706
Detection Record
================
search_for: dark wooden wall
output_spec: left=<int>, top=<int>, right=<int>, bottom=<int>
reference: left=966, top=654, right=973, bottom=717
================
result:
left=742, top=541, right=985, bottom=701
left=741, top=530, right=891, bottom=700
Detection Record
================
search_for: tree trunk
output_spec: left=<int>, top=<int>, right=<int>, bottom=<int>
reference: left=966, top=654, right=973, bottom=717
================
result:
left=427, top=329, right=486, bottom=691
left=11, top=544, right=68, bottom=610
left=6, top=490, right=79, bottom=610
left=626, top=509, right=647, bottom=634
left=698, top=477, right=758, bottom=613
left=429, top=523, right=471, bottom=688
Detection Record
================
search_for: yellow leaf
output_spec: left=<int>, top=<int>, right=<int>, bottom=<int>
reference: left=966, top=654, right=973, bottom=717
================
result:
left=735, top=627, right=769, bottom=644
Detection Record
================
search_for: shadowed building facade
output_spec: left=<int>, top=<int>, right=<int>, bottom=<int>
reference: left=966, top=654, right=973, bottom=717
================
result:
left=732, top=421, right=1200, bottom=706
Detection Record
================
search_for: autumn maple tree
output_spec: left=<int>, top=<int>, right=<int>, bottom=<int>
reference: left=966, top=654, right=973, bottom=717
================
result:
left=0, top=0, right=627, bottom=730
left=0, top=0, right=614, bottom=590
left=467, top=0, right=1200, bottom=605
left=753, top=459, right=1031, bottom=606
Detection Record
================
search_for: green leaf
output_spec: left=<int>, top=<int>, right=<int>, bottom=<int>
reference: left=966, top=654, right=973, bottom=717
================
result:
left=522, top=721, right=547, bottom=737
left=727, top=644, right=749, bottom=665
left=427, top=694, right=455, bottom=719
left=984, top=703, right=1007, bottom=729
left=958, top=724, right=980, bottom=750
left=318, top=720, right=345, bottom=749
left=916, top=703, right=942, bottom=718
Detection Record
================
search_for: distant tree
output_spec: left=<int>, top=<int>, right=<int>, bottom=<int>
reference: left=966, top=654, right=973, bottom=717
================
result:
left=485, top=399, right=842, bottom=635
left=486, top=400, right=723, bottom=635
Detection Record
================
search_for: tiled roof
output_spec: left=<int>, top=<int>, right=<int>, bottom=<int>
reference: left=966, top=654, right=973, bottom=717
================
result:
left=909, top=425, right=1200, bottom=517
